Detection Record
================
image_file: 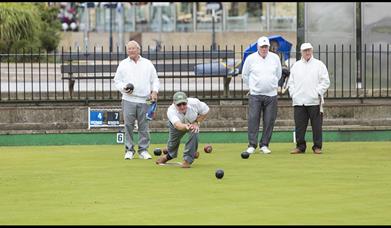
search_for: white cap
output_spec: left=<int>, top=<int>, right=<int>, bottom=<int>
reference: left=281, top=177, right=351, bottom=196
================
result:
left=257, top=36, right=270, bottom=47
left=300, top=43, right=313, bottom=51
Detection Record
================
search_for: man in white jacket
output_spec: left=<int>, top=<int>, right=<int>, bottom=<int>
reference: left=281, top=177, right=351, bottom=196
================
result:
left=241, top=36, right=282, bottom=154
left=114, top=40, right=160, bottom=160
left=287, top=43, right=330, bottom=154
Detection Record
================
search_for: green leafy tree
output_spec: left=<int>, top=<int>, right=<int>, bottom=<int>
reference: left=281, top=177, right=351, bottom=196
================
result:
left=0, top=3, right=40, bottom=52
left=35, top=3, right=61, bottom=52
left=0, top=3, right=61, bottom=53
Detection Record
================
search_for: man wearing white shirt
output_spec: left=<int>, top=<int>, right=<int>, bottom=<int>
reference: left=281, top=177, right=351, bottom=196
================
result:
left=156, top=91, right=209, bottom=168
left=287, top=43, right=330, bottom=154
left=241, top=36, right=282, bottom=154
left=114, top=40, right=160, bottom=160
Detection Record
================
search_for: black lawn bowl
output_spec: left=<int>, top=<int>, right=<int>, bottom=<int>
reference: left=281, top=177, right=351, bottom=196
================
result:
left=241, top=151, right=250, bottom=159
left=153, top=148, right=162, bottom=156
left=215, top=169, right=224, bottom=179
left=125, top=83, right=134, bottom=91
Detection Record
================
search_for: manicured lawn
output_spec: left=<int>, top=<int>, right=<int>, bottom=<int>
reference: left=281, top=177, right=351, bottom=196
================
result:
left=1, top=142, right=390, bottom=225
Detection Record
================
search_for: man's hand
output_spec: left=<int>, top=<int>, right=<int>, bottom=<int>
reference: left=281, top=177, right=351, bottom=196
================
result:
left=277, top=87, right=282, bottom=95
left=189, top=123, right=200, bottom=133
left=150, top=91, right=158, bottom=102
left=124, top=83, right=134, bottom=94
left=124, top=87, right=133, bottom=94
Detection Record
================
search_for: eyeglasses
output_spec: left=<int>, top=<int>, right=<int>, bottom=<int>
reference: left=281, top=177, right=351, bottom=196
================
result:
left=176, top=102, right=187, bottom=107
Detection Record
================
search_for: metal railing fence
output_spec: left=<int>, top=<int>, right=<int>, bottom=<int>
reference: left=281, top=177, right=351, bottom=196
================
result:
left=1, top=44, right=390, bottom=103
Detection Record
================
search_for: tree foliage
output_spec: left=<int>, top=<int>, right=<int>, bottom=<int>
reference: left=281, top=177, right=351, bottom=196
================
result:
left=0, top=3, right=61, bottom=53
left=0, top=3, right=39, bottom=48
left=36, top=3, right=62, bottom=52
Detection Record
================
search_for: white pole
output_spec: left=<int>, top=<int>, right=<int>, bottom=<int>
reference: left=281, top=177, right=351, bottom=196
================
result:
left=117, top=3, right=124, bottom=51
left=293, top=128, right=296, bottom=144
left=84, top=6, right=89, bottom=52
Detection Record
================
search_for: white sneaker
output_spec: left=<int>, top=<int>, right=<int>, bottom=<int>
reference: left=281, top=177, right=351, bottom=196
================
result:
left=139, top=151, right=152, bottom=160
left=246, top=147, right=256, bottom=154
left=260, top=146, right=272, bottom=154
left=124, top=151, right=134, bottom=160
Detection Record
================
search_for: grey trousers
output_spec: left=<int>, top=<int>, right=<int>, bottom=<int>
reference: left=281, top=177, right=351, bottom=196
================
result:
left=247, top=94, right=278, bottom=148
left=122, top=100, right=150, bottom=153
left=166, top=121, right=199, bottom=164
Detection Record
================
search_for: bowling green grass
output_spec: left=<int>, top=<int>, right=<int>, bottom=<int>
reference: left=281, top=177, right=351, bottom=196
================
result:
left=1, top=142, right=391, bottom=225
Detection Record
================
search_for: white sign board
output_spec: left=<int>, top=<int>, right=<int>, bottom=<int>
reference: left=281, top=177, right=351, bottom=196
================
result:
left=206, top=2, right=221, bottom=11
left=116, top=133, right=124, bottom=144
left=152, top=2, right=170, bottom=7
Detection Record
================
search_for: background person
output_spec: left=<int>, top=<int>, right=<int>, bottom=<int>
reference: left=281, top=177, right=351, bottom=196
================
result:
left=156, top=91, right=209, bottom=168
left=241, top=36, right=282, bottom=154
left=287, top=42, right=330, bottom=154
left=114, top=40, right=160, bottom=160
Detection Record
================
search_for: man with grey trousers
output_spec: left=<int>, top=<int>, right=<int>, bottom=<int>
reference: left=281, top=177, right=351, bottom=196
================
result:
left=114, top=40, right=160, bottom=160
left=156, top=91, right=209, bottom=168
left=241, top=36, right=282, bottom=154
left=287, top=42, right=330, bottom=154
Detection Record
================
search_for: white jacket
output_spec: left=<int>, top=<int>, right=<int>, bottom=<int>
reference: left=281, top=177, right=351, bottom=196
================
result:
left=241, top=51, right=282, bottom=96
left=287, top=56, right=330, bottom=106
left=114, top=56, right=160, bottom=104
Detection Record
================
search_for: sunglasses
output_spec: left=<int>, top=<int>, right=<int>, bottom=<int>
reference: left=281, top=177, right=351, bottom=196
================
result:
left=176, top=102, right=187, bottom=107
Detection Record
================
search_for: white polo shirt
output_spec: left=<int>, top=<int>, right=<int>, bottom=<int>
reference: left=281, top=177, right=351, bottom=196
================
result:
left=241, top=51, right=282, bottom=96
left=114, top=56, right=160, bottom=103
left=167, top=98, right=209, bottom=125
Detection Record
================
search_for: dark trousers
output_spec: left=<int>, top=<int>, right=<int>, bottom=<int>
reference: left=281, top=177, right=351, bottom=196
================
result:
left=294, top=105, right=323, bottom=152
left=248, top=95, right=278, bottom=148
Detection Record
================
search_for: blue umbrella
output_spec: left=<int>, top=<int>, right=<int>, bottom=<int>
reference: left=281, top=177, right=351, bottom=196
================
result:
left=240, top=35, right=293, bottom=72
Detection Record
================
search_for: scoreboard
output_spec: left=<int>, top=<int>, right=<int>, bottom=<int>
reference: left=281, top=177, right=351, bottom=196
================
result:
left=88, top=107, right=123, bottom=129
